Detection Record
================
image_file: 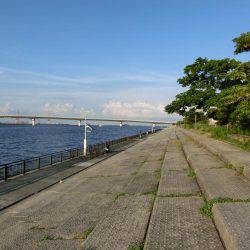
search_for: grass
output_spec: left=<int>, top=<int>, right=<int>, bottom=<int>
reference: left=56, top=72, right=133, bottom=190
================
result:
left=154, top=169, right=161, bottom=181
left=200, top=197, right=250, bottom=218
left=158, top=193, right=196, bottom=198
left=185, top=124, right=250, bottom=151
left=131, top=171, right=138, bottom=176
left=40, top=235, right=63, bottom=241
left=236, top=166, right=245, bottom=176
left=142, top=188, right=158, bottom=196
left=30, top=226, right=56, bottom=231
left=73, top=228, right=93, bottom=241
left=158, top=154, right=165, bottom=162
left=41, top=228, right=93, bottom=242
left=187, top=169, right=196, bottom=179
left=113, top=192, right=127, bottom=201
left=128, top=242, right=144, bottom=250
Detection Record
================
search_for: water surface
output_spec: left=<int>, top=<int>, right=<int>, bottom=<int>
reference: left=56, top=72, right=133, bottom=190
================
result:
left=0, top=124, right=155, bottom=165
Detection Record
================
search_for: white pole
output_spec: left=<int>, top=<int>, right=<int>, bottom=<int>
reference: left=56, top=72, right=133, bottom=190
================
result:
left=32, top=118, right=35, bottom=126
left=83, top=116, right=87, bottom=156
left=152, top=123, right=155, bottom=133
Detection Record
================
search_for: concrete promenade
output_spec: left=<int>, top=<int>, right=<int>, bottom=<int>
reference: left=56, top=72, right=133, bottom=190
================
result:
left=0, top=128, right=249, bottom=249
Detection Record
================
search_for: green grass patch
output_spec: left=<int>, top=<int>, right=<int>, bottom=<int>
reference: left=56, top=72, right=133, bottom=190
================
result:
left=128, top=242, right=144, bottom=250
left=40, top=235, right=63, bottom=241
left=236, top=166, right=245, bottom=176
left=187, top=124, right=250, bottom=151
left=30, top=226, right=56, bottom=231
left=154, top=169, right=161, bottom=181
left=200, top=197, right=250, bottom=218
left=142, top=188, right=158, bottom=196
left=113, top=192, right=127, bottom=202
left=131, top=171, right=138, bottom=176
left=158, top=193, right=196, bottom=198
left=83, top=228, right=93, bottom=238
left=187, top=169, right=196, bottom=179
left=158, top=154, right=165, bottom=162
left=73, top=228, right=93, bottom=241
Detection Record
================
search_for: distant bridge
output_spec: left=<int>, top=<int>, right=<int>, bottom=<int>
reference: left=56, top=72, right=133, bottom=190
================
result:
left=0, top=115, right=175, bottom=126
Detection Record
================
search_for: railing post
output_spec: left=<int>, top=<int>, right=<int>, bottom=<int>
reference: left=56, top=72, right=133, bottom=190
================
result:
left=38, top=157, right=40, bottom=169
left=50, top=155, right=53, bottom=165
left=60, top=152, right=63, bottom=162
left=23, top=160, right=26, bottom=174
left=3, top=165, right=7, bottom=181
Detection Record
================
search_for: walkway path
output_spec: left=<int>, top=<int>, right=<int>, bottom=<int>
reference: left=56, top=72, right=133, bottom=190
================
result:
left=0, top=128, right=249, bottom=249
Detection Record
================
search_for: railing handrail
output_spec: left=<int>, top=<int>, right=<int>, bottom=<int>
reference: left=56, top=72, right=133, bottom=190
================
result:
left=0, top=129, right=161, bottom=177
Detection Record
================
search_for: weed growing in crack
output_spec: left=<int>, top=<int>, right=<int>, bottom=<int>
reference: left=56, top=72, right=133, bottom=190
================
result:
left=73, top=228, right=93, bottom=241
left=113, top=192, right=127, bottom=202
left=40, top=235, right=63, bottom=241
left=158, top=155, right=165, bottom=162
left=200, top=197, right=250, bottom=218
left=30, top=226, right=56, bottom=231
left=158, top=193, right=195, bottom=198
left=236, top=166, right=245, bottom=176
left=187, top=169, right=196, bottom=179
left=142, top=189, right=158, bottom=196
left=131, top=171, right=138, bottom=176
left=154, top=169, right=161, bottom=181
left=128, top=242, right=144, bottom=250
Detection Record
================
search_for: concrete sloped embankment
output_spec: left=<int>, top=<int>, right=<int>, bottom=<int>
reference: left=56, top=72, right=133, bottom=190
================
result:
left=144, top=130, right=223, bottom=250
left=177, top=128, right=250, bottom=250
left=180, top=128, right=250, bottom=179
left=81, top=130, right=170, bottom=250
left=0, top=130, right=169, bottom=249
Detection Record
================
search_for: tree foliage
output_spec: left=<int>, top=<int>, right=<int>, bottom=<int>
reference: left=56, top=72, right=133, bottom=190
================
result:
left=209, top=84, right=250, bottom=129
left=233, top=32, right=250, bottom=54
left=165, top=32, right=250, bottom=130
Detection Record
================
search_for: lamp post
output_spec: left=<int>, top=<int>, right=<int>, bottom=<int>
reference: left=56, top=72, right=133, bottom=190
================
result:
left=83, top=111, right=92, bottom=157
left=84, top=116, right=87, bottom=157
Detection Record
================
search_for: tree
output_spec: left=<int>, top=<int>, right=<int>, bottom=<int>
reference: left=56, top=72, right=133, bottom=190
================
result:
left=208, top=84, right=250, bottom=129
left=165, top=57, right=248, bottom=117
left=165, top=32, right=250, bottom=129
left=233, top=32, right=250, bottom=54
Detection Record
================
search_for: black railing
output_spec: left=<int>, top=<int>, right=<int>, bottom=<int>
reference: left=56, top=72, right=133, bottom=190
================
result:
left=0, top=129, right=160, bottom=182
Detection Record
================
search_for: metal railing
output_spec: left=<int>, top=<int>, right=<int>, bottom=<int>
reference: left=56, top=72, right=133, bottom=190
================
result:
left=0, top=129, right=160, bottom=182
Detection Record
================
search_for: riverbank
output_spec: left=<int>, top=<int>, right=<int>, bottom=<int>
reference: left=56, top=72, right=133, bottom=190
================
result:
left=0, top=127, right=249, bottom=249
left=182, top=124, right=250, bottom=151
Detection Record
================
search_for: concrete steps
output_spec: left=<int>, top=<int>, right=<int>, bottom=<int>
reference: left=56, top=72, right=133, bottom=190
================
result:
left=144, top=197, right=224, bottom=250
left=180, top=128, right=250, bottom=179
left=81, top=129, right=172, bottom=250
left=177, top=129, right=250, bottom=250
left=144, top=131, right=223, bottom=250
left=213, top=203, right=250, bottom=250
left=82, top=195, right=154, bottom=250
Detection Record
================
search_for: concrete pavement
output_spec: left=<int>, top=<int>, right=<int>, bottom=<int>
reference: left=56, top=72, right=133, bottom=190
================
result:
left=0, top=127, right=249, bottom=249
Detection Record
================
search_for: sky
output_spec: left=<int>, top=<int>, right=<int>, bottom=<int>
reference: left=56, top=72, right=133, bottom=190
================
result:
left=0, top=0, right=249, bottom=121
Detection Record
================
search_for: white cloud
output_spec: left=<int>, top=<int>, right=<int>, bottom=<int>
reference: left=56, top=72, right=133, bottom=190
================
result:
left=41, top=103, right=95, bottom=117
left=0, top=102, right=11, bottom=114
left=42, top=103, right=75, bottom=116
left=0, top=66, right=177, bottom=88
left=102, top=100, right=166, bottom=119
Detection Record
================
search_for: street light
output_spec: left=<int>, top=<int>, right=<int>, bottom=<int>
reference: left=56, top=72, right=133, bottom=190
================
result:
left=82, top=111, right=92, bottom=157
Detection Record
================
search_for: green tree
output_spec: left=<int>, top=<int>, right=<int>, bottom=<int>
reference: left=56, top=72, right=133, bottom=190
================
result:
left=165, top=57, right=247, bottom=117
left=209, top=84, right=250, bottom=129
left=165, top=32, right=249, bottom=129
left=233, top=32, right=250, bottom=54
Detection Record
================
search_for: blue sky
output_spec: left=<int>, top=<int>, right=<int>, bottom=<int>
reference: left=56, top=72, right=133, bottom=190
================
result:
left=0, top=0, right=249, bottom=121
